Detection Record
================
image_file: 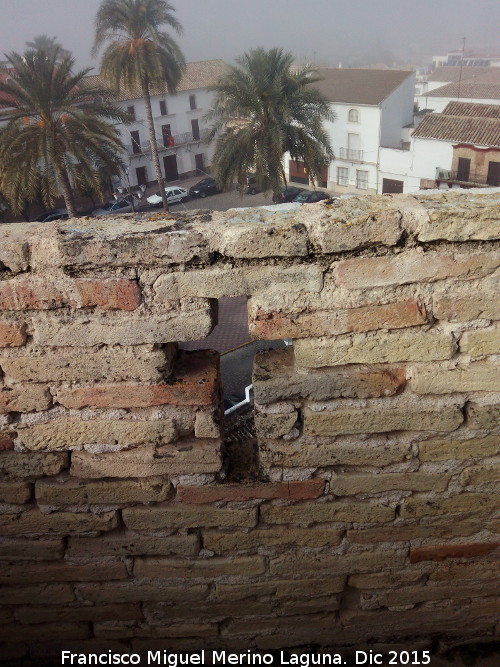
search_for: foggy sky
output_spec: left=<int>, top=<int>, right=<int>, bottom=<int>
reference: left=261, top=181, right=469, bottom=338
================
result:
left=1, top=0, right=499, bottom=71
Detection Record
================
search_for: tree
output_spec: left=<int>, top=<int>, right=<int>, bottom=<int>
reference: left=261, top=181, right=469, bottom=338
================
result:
left=206, top=48, right=335, bottom=197
left=0, top=48, right=127, bottom=218
left=93, top=0, right=186, bottom=211
left=25, top=35, right=71, bottom=62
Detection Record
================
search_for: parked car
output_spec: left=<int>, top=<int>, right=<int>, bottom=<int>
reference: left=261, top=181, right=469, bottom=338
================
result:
left=189, top=178, right=220, bottom=198
left=292, top=190, right=331, bottom=204
left=33, top=209, right=68, bottom=222
left=146, top=186, right=189, bottom=208
left=272, top=186, right=305, bottom=204
left=91, top=198, right=134, bottom=217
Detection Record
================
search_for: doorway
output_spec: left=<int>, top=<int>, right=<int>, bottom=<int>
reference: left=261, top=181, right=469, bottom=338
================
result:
left=163, top=155, right=178, bottom=182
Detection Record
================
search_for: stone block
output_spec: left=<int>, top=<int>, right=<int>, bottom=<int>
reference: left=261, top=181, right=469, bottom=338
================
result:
left=0, top=561, right=127, bottom=585
left=249, top=298, right=427, bottom=340
left=71, top=442, right=222, bottom=478
left=419, top=435, right=499, bottom=461
left=0, top=622, right=90, bottom=643
left=269, top=551, right=405, bottom=576
left=177, top=479, right=324, bottom=503
left=434, top=284, right=500, bottom=322
left=15, top=603, right=143, bottom=625
left=0, top=384, right=52, bottom=414
left=253, top=348, right=406, bottom=403
left=78, top=582, right=208, bottom=604
left=466, top=401, right=500, bottom=430
left=303, top=402, right=463, bottom=436
left=254, top=411, right=298, bottom=439
left=0, top=583, right=74, bottom=605
left=260, top=438, right=412, bottom=468
left=400, top=493, right=498, bottom=518
left=0, top=345, right=175, bottom=383
left=303, top=199, right=402, bottom=253
left=67, top=532, right=199, bottom=559
left=0, top=451, right=69, bottom=478
left=334, top=251, right=500, bottom=289
left=18, top=419, right=176, bottom=451
left=348, top=519, right=486, bottom=544
left=208, top=212, right=308, bottom=258
left=57, top=218, right=210, bottom=268
left=133, top=556, right=265, bottom=579
left=460, top=463, right=500, bottom=486
left=32, top=308, right=213, bottom=346
left=36, top=476, right=172, bottom=506
left=204, top=526, right=343, bottom=553
left=0, top=481, right=31, bottom=504
left=0, top=509, right=118, bottom=536
left=330, top=472, right=449, bottom=496
left=261, top=501, right=394, bottom=525
left=459, top=327, right=500, bottom=357
left=415, top=196, right=500, bottom=242
left=55, top=351, right=219, bottom=409
left=122, top=504, right=257, bottom=530
left=0, top=538, right=64, bottom=560
left=294, top=330, right=453, bottom=368
left=410, top=362, right=500, bottom=394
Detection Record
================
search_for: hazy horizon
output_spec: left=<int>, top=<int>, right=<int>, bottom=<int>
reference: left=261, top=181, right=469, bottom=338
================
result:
left=1, top=0, right=500, bottom=72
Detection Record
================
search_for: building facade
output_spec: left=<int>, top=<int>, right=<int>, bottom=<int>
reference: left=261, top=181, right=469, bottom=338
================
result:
left=285, top=68, right=416, bottom=195
left=86, top=60, right=227, bottom=189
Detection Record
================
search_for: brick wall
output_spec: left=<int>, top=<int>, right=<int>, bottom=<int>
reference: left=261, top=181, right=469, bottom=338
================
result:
left=0, top=192, right=499, bottom=661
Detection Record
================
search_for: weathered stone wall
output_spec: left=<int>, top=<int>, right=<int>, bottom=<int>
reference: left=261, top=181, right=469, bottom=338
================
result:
left=0, top=192, right=499, bottom=661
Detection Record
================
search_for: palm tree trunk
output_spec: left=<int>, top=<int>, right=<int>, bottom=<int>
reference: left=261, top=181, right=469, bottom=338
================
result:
left=55, top=165, right=77, bottom=218
left=141, top=77, right=169, bottom=211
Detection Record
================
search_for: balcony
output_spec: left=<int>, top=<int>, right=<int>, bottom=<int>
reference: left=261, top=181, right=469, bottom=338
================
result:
left=339, top=147, right=364, bottom=162
left=435, top=168, right=491, bottom=187
left=125, top=129, right=210, bottom=157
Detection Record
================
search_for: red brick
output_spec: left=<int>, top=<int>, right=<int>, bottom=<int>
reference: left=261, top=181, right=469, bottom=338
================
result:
left=250, top=299, right=427, bottom=339
left=0, top=282, right=65, bottom=310
left=56, top=350, right=219, bottom=409
left=409, top=542, right=499, bottom=563
left=0, top=279, right=140, bottom=312
left=0, top=322, right=26, bottom=347
left=0, top=431, right=15, bottom=451
left=177, top=479, right=325, bottom=504
left=75, top=280, right=141, bottom=311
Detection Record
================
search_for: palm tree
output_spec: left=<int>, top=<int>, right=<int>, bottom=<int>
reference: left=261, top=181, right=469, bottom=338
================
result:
left=25, top=35, right=71, bottom=62
left=206, top=48, right=335, bottom=197
left=0, top=48, right=127, bottom=218
left=93, top=0, right=186, bottom=211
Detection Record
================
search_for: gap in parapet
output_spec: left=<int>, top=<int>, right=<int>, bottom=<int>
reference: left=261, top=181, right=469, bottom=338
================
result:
left=179, top=295, right=287, bottom=481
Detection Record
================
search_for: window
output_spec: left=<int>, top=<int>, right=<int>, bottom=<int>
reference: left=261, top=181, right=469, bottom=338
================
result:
left=130, top=130, right=141, bottom=154
left=159, top=100, right=168, bottom=116
left=162, top=124, right=172, bottom=147
left=356, top=170, right=369, bottom=189
left=348, top=108, right=359, bottom=122
left=191, top=119, right=200, bottom=140
left=337, top=167, right=348, bottom=186
left=127, top=105, right=136, bottom=120
left=189, top=94, right=196, bottom=110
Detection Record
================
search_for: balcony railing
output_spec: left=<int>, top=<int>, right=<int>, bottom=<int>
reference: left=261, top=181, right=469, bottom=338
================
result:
left=339, top=147, right=364, bottom=162
left=435, top=168, right=490, bottom=187
left=125, top=129, right=210, bottom=157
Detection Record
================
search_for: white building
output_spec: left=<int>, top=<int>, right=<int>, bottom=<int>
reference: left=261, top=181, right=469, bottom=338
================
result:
left=86, top=60, right=227, bottom=189
left=417, top=76, right=500, bottom=113
left=285, top=68, right=416, bottom=195
left=379, top=101, right=500, bottom=193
